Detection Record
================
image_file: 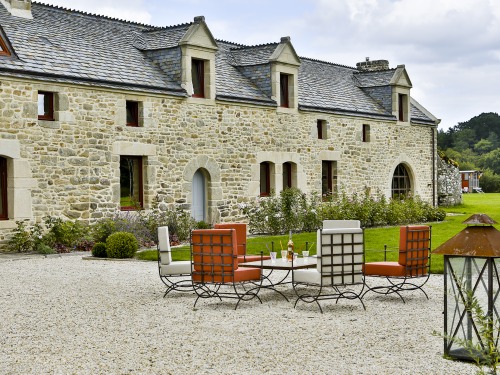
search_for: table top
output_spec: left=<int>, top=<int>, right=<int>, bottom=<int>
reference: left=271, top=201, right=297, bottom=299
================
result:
left=239, top=257, right=316, bottom=270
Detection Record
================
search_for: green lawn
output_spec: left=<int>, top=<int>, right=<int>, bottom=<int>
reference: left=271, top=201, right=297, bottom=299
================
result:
left=137, top=193, right=500, bottom=274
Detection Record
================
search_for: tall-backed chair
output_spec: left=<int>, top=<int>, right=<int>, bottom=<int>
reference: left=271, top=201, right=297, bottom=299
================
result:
left=363, top=225, right=431, bottom=303
left=292, top=220, right=365, bottom=313
left=190, top=228, right=263, bottom=310
left=157, top=226, right=192, bottom=297
left=214, top=223, right=271, bottom=263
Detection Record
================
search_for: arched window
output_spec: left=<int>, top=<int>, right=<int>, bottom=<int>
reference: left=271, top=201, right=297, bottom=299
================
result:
left=392, top=164, right=411, bottom=199
left=0, top=157, right=7, bottom=219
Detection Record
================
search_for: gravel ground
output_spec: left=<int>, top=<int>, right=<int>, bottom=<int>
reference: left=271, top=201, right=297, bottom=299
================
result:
left=0, top=254, right=477, bottom=375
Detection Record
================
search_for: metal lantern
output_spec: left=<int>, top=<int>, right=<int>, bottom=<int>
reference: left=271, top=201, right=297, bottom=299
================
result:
left=433, top=214, right=500, bottom=361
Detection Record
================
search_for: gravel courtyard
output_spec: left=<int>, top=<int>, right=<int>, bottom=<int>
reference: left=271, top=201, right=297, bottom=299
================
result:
left=0, top=253, right=476, bottom=375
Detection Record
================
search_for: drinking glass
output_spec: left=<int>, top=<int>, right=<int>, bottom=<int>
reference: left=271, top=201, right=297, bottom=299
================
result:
left=281, top=250, right=288, bottom=262
left=270, top=252, right=277, bottom=262
left=302, top=250, right=309, bottom=263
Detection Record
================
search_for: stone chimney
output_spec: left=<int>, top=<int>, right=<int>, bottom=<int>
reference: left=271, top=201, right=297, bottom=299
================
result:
left=356, top=57, right=389, bottom=72
left=0, top=0, right=32, bottom=19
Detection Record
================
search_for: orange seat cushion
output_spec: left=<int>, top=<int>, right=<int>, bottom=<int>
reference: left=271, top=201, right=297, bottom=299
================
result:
left=192, top=229, right=238, bottom=272
left=237, top=255, right=271, bottom=264
left=192, top=267, right=261, bottom=283
left=363, top=262, right=406, bottom=277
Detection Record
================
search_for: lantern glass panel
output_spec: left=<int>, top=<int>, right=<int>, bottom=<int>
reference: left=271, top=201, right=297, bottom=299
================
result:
left=445, top=256, right=500, bottom=360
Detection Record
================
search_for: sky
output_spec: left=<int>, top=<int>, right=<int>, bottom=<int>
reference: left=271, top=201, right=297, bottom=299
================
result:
left=34, top=0, right=500, bottom=131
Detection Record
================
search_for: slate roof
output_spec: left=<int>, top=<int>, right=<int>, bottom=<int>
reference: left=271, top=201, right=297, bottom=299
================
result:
left=298, top=58, right=390, bottom=118
left=0, top=2, right=437, bottom=124
left=354, top=70, right=396, bottom=87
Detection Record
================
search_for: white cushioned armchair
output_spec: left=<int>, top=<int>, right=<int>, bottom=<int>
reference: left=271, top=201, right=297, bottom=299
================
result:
left=293, top=220, right=366, bottom=313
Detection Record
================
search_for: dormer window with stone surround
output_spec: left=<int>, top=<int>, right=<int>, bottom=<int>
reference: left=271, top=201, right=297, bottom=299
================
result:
left=179, top=16, right=218, bottom=103
left=280, top=73, right=290, bottom=107
left=191, top=59, right=205, bottom=98
left=398, top=93, right=408, bottom=122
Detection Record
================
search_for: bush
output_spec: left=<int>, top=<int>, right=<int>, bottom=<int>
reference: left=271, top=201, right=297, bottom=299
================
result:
left=242, top=188, right=446, bottom=235
left=91, top=242, right=107, bottom=258
left=105, top=232, right=138, bottom=259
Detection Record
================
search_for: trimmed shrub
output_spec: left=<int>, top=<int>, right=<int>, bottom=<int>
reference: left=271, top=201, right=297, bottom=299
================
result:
left=92, top=242, right=107, bottom=258
left=105, top=232, right=138, bottom=259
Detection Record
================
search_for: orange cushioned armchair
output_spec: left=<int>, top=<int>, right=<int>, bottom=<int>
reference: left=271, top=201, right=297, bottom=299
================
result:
left=190, top=228, right=263, bottom=310
left=214, top=223, right=271, bottom=264
left=363, top=225, right=431, bottom=303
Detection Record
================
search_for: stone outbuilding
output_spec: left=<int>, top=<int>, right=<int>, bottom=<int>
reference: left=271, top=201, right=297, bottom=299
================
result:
left=0, top=1, right=440, bottom=246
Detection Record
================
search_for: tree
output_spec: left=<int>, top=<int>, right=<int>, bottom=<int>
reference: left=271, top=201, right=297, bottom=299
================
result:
left=479, top=149, right=500, bottom=175
left=474, top=139, right=495, bottom=154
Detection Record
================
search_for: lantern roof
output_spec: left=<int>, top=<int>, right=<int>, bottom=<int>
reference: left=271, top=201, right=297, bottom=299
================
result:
left=433, top=214, right=500, bottom=257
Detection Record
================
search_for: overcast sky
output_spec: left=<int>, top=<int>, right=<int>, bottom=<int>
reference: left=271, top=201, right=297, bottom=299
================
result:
left=35, top=0, right=500, bottom=131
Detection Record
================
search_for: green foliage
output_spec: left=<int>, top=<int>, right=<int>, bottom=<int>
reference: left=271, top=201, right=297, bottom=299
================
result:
left=105, top=232, right=138, bottom=259
left=43, top=216, right=91, bottom=252
left=480, top=171, right=500, bottom=193
left=6, top=220, right=33, bottom=252
left=241, top=188, right=321, bottom=235
left=91, top=242, right=107, bottom=258
left=241, top=188, right=445, bottom=235
left=194, top=220, right=211, bottom=229
left=438, top=112, right=500, bottom=192
left=91, top=218, right=116, bottom=243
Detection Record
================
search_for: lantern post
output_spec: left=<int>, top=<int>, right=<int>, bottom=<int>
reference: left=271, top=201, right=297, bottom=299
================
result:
left=433, top=214, right=500, bottom=362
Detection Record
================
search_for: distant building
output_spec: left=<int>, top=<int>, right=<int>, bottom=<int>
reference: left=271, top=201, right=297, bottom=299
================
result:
left=0, top=1, right=440, bottom=246
left=460, top=170, right=482, bottom=193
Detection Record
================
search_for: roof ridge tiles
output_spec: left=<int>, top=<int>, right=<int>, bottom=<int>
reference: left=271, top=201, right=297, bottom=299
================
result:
left=300, top=56, right=355, bottom=70
left=33, top=1, right=158, bottom=28
left=229, top=42, right=280, bottom=51
left=142, top=22, right=194, bottom=33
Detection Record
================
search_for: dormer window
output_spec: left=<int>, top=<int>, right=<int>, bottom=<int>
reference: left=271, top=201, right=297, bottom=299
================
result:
left=192, top=59, right=205, bottom=98
left=38, top=91, right=54, bottom=121
left=280, top=73, right=290, bottom=107
left=398, top=93, right=408, bottom=122
left=0, top=36, right=10, bottom=57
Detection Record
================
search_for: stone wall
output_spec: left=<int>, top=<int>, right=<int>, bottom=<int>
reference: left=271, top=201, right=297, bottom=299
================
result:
left=437, top=155, right=462, bottom=206
left=0, top=77, right=437, bottom=246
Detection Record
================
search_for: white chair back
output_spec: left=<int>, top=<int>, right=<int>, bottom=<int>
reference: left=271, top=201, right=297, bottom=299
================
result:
left=322, top=220, right=361, bottom=229
left=158, top=226, right=172, bottom=265
left=316, top=222, right=364, bottom=286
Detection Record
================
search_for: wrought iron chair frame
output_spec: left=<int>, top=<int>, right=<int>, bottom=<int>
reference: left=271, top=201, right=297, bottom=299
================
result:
left=363, top=225, right=432, bottom=303
left=191, top=229, right=264, bottom=310
left=293, top=227, right=366, bottom=313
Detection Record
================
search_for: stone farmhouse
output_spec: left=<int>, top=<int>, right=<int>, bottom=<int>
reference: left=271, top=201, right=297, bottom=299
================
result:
left=0, top=0, right=440, bottom=245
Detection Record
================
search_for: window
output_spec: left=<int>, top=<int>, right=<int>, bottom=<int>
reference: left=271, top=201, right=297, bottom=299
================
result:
left=260, top=162, right=271, bottom=196
left=126, top=101, right=139, bottom=127
left=192, top=59, right=205, bottom=98
left=317, top=120, right=327, bottom=140
left=322, top=161, right=337, bottom=198
left=0, top=157, right=7, bottom=219
left=38, top=91, right=54, bottom=121
left=392, top=163, right=411, bottom=199
left=120, top=156, right=143, bottom=210
left=362, top=124, right=370, bottom=142
left=398, top=93, right=408, bottom=122
left=0, top=36, right=10, bottom=56
left=280, top=73, right=289, bottom=107
left=283, top=162, right=292, bottom=189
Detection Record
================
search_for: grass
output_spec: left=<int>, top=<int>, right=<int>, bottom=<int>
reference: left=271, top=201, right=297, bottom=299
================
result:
left=136, top=193, right=500, bottom=274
